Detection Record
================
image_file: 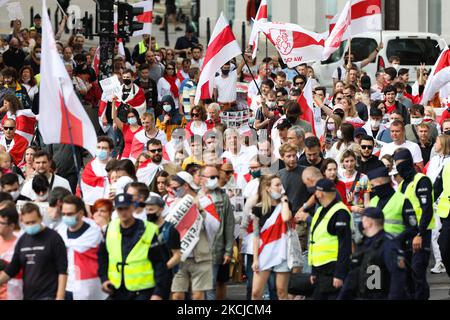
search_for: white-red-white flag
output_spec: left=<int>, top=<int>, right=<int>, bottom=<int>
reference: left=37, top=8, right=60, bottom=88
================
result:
left=194, top=12, right=241, bottom=104
left=80, top=158, right=109, bottom=206
left=132, top=0, right=153, bottom=37
left=136, top=158, right=160, bottom=186
left=255, top=22, right=327, bottom=68
left=297, top=78, right=324, bottom=138
left=421, top=48, right=450, bottom=105
left=329, top=0, right=382, bottom=39
left=249, top=0, right=268, bottom=59
left=2, top=109, right=36, bottom=143
left=258, top=204, right=288, bottom=271
left=40, top=0, right=97, bottom=156
left=322, top=0, right=352, bottom=61
left=199, top=195, right=221, bottom=244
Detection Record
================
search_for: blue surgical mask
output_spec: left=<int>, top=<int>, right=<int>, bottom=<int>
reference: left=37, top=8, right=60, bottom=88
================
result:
left=96, top=149, right=109, bottom=161
left=127, top=117, right=138, bottom=125
left=62, top=215, right=78, bottom=228
left=24, top=223, right=42, bottom=235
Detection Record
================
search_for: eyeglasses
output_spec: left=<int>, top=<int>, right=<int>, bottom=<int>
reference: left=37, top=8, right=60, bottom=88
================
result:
left=149, top=148, right=163, bottom=153
left=360, top=145, right=373, bottom=150
left=3, top=127, right=15, bottom=131
left=295, top=82, right=304, bottom=86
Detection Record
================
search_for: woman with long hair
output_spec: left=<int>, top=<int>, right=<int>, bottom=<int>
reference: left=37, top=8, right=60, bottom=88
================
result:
left=340, top=96, right=364, bottom=128
left=185, top=105, right=208, bottom=138
left=157, top=61, right=180, bottom=107
left=321, top=158, right=348, bottom=206
left=19, top=66, right=38, bottom=102
left=251, top=175, right=292, bottom=300
left=151, top=170, right=169, bottom=196
left=326, top=122, right=355, bottom=162
left=19, top=146, right=37, bottom=180
left=135, top=152, right=151, bottom=169
left=323, top=116, right=342, bottom=154
left=111, top=101, right=143, bottom=159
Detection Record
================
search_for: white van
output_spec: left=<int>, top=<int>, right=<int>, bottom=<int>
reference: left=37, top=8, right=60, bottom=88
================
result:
left=312, top=31, right=448, bottom=89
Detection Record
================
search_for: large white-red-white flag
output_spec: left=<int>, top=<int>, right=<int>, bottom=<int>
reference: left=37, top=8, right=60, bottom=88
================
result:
left=297, top=78, right=324, bottom=138
left=323, top=0, right=352, bottom=61
left=254, top=22, right=327, bottom=68
left=58, top=218, right=107, bottom=300
left=199, top=195, right=221, bottom=244
left=80, top=158, right=109, bottom=206
left=421, top=48, right=450, bottom=105
left=258, top=204, right=288, bottom=271
left=1, top=109, right=36, bottom=143
left=249, top=0, right=268, bottom=59
left=132, top=0, right=153, bottom=37
left=329, top=0, right=382, bottom=39
left=40, top=0, right=97, bottom=156
left=194, top=12, right=241, bottom=104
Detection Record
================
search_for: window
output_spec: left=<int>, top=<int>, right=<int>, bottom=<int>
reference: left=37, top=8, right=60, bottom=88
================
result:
left=225, top=0, right=235, bottom=21
left=350, top=38, right=379, bottom=62
left=386, top=38, right=441, bottom=65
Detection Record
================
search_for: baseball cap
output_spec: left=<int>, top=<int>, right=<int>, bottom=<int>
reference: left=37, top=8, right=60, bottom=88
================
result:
left=173, top=171, right=200, bottom=190
left=367, top=166, right=389, bottom=181
left=114, top=193, right=133, bottom=209
left=362, top=207, right=384, bottom=220
left=315, top=179, right=336, bottom=192
left=145, top=194, right=165, bottom=207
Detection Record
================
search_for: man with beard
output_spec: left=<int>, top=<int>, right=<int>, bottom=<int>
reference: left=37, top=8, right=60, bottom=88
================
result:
left=357, top=136, right=384, bottom=175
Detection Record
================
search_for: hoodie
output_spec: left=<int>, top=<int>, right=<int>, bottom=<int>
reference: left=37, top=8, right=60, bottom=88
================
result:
left=156, top=95, right=186, bottom=141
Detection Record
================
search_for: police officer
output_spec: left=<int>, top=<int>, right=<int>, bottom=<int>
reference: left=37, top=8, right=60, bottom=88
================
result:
left=98, top=193, right=171, bottom=300
left=309, top=179, right=352, bottom=300
left=368, top=166, right=418, bottom=247
left=339, top=207, right=408, bottom=300
left=433, top=162, right=450, bottom=281
left=394, top=149, right=435, bottom=300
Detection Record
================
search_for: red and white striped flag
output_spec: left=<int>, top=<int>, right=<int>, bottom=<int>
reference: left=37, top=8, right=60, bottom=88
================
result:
left=92, top=46, right=100, bottom=77
left=132, top=0, right=153, bottom=37
left=249, top=0, right=268, bottom=59
left=297, top=78, right=324, bottom=138
left=255, top=22, right=327, bottom=68
left=136, top=158, right=160, bottom=186
left=258, top=204, right=288, bottom=271
left=322, top=0, right=352, bottom=61
left=194, top=12, right=241, bottom=104
left=58, top=219, right=107, bottom=300
left=80, top=158, right=109, bottom=206
left=421, top=48, right=450, bottom=105
left=39, top=0, right=97, bottom=156
left=329, top=0, right=382, bottom=39
left=2, top=109, right=36, bottom=143
left=199, top=195, right=221, bottom=244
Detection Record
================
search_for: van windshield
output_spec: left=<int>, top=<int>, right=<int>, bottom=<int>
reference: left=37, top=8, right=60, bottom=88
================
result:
left=386, top=38, right=441, bottom=65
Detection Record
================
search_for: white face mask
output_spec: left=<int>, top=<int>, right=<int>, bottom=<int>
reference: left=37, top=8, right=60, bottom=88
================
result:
left=337, top=130, right=343, bottom=140
left=267, top=101, right=277, bottom=109
left=205, top=177, right=218, bottom=190
left=410, top=118, right=423, bottom=126
left=370, top=120, right=381, bottom=129
left=36, top=193, right=49, bottom=202
left=270, top=191, right=282, bottom=200
left=9, top=190, right=20, bottom=201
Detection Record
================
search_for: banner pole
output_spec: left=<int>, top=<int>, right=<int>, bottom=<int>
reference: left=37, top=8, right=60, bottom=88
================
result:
left=241, top=53, right=263, bottom=97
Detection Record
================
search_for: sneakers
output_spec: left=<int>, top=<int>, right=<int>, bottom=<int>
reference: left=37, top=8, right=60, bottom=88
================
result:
left=430, top=261, right=446, bottom=274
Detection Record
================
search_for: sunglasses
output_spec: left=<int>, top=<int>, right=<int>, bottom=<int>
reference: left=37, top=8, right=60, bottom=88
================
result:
left=191, top=113, right=200, bottom=117
left=360, top=145, right=373, bottom=150
left=3, top=127, right=15, bottom=131
left=295, top=82, right=304, bottom=85
left=149, top=148, right=163, bottom=153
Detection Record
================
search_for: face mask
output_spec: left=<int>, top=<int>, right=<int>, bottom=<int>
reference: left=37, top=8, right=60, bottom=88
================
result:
left=445, top=130, right=450, bottom=136
left=248, top=117, right=255, bottom=126
left=147, top=212, right=159, bottom=223
left=370, top=120, right=381, bottom=129
left=250, top=170, right=261, bottom=179
left=205, top=177, right=218, bottom=190
left=24, top=223, right=41, bottom=235
left=163, top=105, right=172, bottom=113
left=423, top=116, right=433, bottom=123
left=96, top=149, right=109, bottom=161
left=267, top=101, right=277, bottom=109
left=410, top=118, right=423, bottom=126
left=270, top=191, right=282, bottom=200
left=392, top=64, right=400, bottom=71
left=36, top=193, right=48, bottom=202
left=9, top=190, right=19, bottom=201
left=35, top=53, right=41, bottom=59
left=62, top=215, right=78, bottom=228
left=327, top=123, right=335, bottom=132
left=337, top=130, right=343, bottom=140
left=123, top=79, right=132, bottom=86
left=127, top=117, right=138, bottom=125
left=221, top=69, right=230, bottom=76
left=395, top=93, right=403, bottom=100
left=372, top=183, right=392, bottom=198
left=385, top=121, right=392, bottom=129
left=175, top=187, right=185, bottom=198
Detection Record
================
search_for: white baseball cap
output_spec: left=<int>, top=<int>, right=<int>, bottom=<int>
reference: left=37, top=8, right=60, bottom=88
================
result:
left=173, top=171, right=200, bottom=190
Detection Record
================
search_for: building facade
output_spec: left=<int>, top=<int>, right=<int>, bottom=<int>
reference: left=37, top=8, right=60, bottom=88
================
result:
left=200, top=0, right=450, bottom=44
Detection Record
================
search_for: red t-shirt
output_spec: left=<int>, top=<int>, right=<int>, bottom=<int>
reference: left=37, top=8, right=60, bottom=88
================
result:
left=121, top=124, right=143, bottom=159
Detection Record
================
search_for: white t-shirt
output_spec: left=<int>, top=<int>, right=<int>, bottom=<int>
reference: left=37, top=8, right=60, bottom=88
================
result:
left=214, top=70, right=237, bottom=103
left=332, top=62, right=362, bottom=81
left=20, top=174, right=72, bottom=200
left=379, top=141, right=423, bottom=164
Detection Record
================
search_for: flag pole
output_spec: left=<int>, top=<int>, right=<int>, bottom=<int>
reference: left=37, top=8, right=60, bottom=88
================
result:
left=241, top=53, right=263, bottom=97
left=58, top=81, right=82, bottom=192
left=265, top=37, right=268, bottom=62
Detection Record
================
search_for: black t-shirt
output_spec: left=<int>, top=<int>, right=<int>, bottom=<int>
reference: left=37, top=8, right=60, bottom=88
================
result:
left=279, top=165, right=308, bottom=212
left=252, top=203, right=292, bottom=229
left=67, top=222, right=90, bottom=239
left=5, top=227, right=68, bottom=300
left=159, top=222, right=181, bottom=251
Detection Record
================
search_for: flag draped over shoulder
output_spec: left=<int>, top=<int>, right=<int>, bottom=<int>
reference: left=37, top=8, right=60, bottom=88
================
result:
left=421, top=48, right=450, bottom=105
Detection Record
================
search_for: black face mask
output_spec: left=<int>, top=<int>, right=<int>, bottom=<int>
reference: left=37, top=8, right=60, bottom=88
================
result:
left=372, top=183, right=392, bottom=198
left=445, top=130, right=450, bottom=136
left=123, top=79, right=132, bottom=86
left=147, top=213, right=159, bottom=223
left=221, top=69, right=230, bottom=76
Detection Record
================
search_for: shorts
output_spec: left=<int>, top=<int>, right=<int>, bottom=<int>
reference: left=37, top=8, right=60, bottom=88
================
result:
left=171, top=259, right=213, bottom=292
left=272, top=259, right=290, bottom=273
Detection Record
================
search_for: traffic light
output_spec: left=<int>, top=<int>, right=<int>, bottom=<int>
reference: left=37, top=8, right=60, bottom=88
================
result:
left=95, top=0, right=114, bottom=35
left=117, top=2, right=144, bottom=39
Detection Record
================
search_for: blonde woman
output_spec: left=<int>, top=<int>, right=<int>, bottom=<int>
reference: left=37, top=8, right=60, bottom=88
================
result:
left=340, top=96, right=364, bottom=128
left=251, top=175, right=292, bottom=300
left=424, top=106, right=442, bottom=134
